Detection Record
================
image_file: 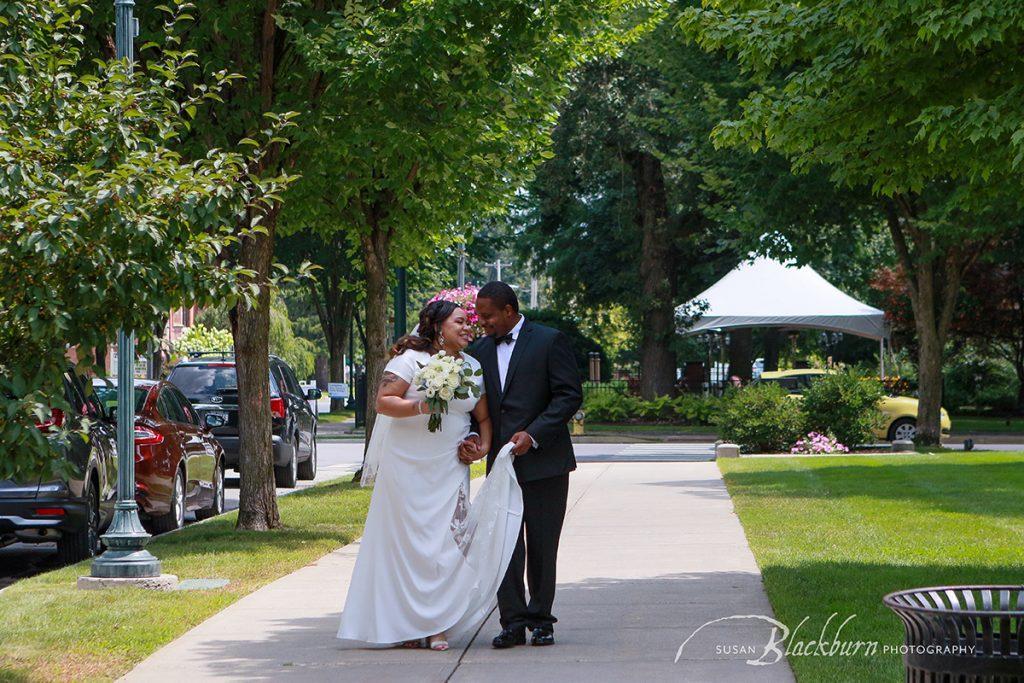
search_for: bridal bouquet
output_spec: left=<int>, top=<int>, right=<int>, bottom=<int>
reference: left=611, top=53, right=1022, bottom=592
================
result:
left=413, top=352, right=483, bottom=432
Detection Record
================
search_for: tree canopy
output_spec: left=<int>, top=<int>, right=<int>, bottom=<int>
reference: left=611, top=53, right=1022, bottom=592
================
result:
left=679, top=0, right=1024, bottom=442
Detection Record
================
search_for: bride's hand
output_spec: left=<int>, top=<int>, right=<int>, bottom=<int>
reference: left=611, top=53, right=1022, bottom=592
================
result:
left=458, top=436, right=486, bottom=464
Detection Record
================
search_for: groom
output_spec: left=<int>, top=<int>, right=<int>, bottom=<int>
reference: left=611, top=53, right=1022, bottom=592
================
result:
left=460, top=281, right=583, bottom=648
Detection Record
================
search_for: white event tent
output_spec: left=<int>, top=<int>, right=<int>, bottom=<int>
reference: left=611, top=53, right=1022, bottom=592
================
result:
left=677, top=257, right=890, bottom=375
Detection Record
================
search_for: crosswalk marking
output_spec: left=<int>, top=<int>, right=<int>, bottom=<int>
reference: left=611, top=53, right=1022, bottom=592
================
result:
left=617, top=444, right=715, bottom=456
left=575, top=443, right=715, bottom=462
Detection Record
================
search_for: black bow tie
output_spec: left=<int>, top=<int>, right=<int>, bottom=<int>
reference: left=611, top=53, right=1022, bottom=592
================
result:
left=496, top=332, right=515, bottom=345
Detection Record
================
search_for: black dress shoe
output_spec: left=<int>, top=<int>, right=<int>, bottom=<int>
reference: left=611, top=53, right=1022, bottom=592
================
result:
left=530, top=628, right=555, bottom=646
left=492, top=626, right=526, bottom=649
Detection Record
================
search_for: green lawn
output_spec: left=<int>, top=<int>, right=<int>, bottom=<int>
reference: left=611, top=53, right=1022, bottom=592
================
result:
left=317, top=410, right=355, bottom=424
left=0, top=461, right=486, bottom=682
left=951, top=414, right=1024, bottom=433
left=719, top=452, right=1024, bottom=682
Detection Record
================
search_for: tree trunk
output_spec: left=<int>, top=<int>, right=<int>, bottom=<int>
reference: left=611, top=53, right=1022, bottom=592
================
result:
left=314, top=354, right=329, bottom=390
left=728, top=328, right=754, bottom=383
left=328, top=294, right=355, bottom=412
left=914, top=309, right=945, bottom=445
left=228, top=0, right=284, bottom=530
left=360, top=226, right=391, bottom=447
left=233, top=206, right=281, bottom=531
left=885, top=196, right=965, bottom=445
left=150, top=322, right=166, bottom=379
left=763, top=329, right=781, bottom=372
left=629, top=150, right=677, bottom=400
left=309, top=269, right=356, bottom=413
left=1016, top=360, right=1024, bottom=415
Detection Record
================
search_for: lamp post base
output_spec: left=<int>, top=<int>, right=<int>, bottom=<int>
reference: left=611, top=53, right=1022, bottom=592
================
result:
left=78, top=574, right=178, bottom=591
left=90, top=501, right=161, bottom=579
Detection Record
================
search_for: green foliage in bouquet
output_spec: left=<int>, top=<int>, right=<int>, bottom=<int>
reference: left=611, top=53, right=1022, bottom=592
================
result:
left=414, top=354, right=483, bottom=433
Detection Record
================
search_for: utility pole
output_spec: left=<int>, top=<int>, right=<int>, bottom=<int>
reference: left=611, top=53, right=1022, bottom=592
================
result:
left=394, top=267, right=408, bottom=338
left=89, top=0, right=162, bottom=581
left=488, top=259, right=510, bottom=282
left=457, top=245, right=466, bottom=288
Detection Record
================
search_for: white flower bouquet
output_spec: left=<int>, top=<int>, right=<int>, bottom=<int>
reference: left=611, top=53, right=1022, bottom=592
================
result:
left=413, top=352, right=483, bottom=432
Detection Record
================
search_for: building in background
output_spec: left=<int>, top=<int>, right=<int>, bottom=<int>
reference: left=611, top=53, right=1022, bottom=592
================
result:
left=73, top=306, right=203, bottom=377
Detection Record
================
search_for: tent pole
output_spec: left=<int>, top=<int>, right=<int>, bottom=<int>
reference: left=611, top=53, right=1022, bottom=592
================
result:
left=879, top=337, right=885, bottom=379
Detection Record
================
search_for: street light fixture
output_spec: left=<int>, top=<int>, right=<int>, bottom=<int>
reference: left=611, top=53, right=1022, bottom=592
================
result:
left=89, top=0, right=162, bottom=581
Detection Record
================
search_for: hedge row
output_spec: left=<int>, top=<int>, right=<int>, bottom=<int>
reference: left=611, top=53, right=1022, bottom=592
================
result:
left=583, top=392, right=720, bottom=425
left=717, top=372, right=885, bottom=452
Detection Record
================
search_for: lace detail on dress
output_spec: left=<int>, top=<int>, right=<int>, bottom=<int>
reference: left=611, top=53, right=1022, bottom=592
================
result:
left=450, top=482, right=471, bottom=556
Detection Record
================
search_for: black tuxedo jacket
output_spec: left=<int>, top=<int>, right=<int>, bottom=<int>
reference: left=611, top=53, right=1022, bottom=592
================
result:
left=468, top=320, right=583, bottom=484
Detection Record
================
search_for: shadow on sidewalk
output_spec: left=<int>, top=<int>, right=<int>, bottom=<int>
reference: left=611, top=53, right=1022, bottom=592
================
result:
left=174, top=571, right=793, bottom=682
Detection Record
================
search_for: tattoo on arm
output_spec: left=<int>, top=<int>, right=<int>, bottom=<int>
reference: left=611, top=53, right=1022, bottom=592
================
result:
left=379, top=372, right=403, bottom=392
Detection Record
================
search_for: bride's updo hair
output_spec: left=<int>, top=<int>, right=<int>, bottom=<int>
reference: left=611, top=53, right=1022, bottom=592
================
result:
left=390, top=299, right=460, bottom=357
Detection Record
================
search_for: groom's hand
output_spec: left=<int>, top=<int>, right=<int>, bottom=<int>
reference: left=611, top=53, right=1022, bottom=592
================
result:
left=509, top=431, right=534, bottom=456
left=458, top=435, right=483, bottom=464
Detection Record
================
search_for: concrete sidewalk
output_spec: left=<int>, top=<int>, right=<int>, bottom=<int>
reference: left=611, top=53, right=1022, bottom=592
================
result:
left=123, top=462, right=793, bottom=682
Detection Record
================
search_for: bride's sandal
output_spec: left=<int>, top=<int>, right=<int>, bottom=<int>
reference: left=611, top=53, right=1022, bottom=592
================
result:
left=429, top=634, right=449, bottom=651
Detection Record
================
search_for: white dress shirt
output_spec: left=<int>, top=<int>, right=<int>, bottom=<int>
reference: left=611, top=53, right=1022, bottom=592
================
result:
left=495, top=315, right=537, bottom=449
left=497, top=314, right=526, bottom=390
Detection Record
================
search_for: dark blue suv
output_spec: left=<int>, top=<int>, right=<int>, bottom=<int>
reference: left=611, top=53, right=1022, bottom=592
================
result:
left=167, top=354, right=320, bottom=488
left=0, top=370, right=118, bottom=564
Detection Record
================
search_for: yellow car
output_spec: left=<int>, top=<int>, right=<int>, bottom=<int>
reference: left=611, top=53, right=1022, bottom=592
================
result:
left=757, top=369, right=951, bottom=442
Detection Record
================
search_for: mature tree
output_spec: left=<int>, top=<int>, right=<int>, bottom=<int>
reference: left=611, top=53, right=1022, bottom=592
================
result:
left=875, top=226, right=1024, bottom=412
left=277, top=230, right=361, bottom=411
left=288, top=0, right=640, bottom=435
left=0, top=1, right=280, bottom=480
left=516, top=12, right=867, bottom=397
left=682, top=1, right=1024, bottom=443
left=515, top=50, right=731, bottom=398
left=81, top=0, right=339, bottom=529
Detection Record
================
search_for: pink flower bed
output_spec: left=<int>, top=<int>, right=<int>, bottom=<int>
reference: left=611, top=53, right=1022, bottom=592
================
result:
left=791, top=431, right=849, bottom=455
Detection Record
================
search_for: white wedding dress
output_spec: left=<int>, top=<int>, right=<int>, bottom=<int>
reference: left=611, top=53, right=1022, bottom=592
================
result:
left=337, top=349, right=524, bottom=646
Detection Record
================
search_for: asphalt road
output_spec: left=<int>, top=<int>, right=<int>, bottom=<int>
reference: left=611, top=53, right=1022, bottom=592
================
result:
left=0, top=442, right=365, bottom=591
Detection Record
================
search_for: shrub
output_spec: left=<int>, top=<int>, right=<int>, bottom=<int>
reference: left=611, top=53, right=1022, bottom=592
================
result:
left=173, top=324, right=234, bottom=361
left=801, top=371, right=885, bottom=447
left=583, top=392, right=642, bottom=422
left=582, top=391, right=720, bottom=425
left=716, top=383, right=805, bottom=453
left=672, top=394, right=721, bottom=425
left=637, top=395, right=675, bottom=420
left=943, top=353, right=1019, bottom=413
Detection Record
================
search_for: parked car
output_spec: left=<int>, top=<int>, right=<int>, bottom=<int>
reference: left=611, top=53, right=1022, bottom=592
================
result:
left=757, top=369, right=952, bottom=441
left=93, top=378, right=226, bottom=532
left=0, top=370, right=118, bottom=564
left=166, top=354, right=320, bottom=488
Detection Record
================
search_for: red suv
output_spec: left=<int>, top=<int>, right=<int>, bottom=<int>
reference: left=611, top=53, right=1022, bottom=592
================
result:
left=94, top=379, right=225, bottom=532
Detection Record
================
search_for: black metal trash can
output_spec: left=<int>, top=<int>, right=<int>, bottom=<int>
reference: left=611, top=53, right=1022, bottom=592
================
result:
left=883, top=585, right=1024, bottom=682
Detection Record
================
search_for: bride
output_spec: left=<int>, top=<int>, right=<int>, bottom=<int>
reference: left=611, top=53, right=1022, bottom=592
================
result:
left=337, top=299, right=523, bottom=651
